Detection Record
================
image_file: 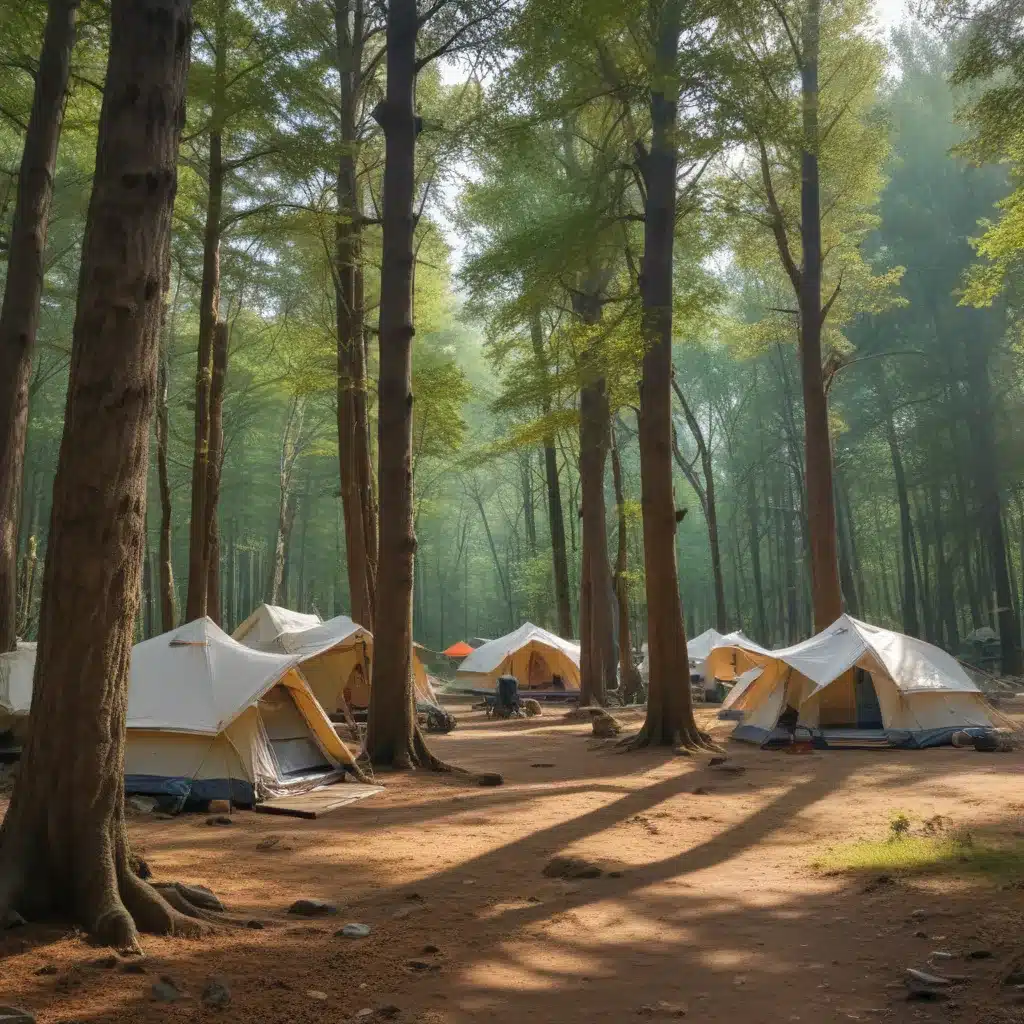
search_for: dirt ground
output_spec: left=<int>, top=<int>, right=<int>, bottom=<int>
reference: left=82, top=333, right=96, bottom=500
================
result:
left=2, top=701, right=1024, bottom=1023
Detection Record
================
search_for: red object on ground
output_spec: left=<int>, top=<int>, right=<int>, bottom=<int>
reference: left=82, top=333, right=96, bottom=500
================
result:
left=443, top=641, right=474, bottom=658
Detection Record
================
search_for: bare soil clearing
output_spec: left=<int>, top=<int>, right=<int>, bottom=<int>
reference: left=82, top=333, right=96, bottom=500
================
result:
left=2, top=703, right=1023, bottom=1023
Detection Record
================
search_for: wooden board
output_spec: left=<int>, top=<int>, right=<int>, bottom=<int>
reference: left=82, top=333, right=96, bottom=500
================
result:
left=254, top=783, right=383, bottom=820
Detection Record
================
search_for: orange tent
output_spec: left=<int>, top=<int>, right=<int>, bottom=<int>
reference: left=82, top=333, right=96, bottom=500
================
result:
left=443, top=640, right=474, bottom=658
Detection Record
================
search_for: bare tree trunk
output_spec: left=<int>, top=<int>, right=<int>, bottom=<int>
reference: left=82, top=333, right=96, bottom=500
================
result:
left=269, top=399, right=303, bottom=605
left=747, top=470, right=769, bottom=641
left=364, top=0, right=439, bottom=769
left=185, top=0, right=227, bottom=621
left=204, top=319, right=227, bottom=623
left=530, top=313, right=573, bottom=638
left=611, top=419, right=643, bottom=702
left=0, top=0, right=201, bottom=946
left=629, top=0, right=709, bottom=750
left=16, top=536, right=38, bottom=639
left=335, top=0, right=377, bottom=631
left=0, top=0, right=80, bottom=652
left=798, top=0, right=841, bottom=630
left=155, top=299, right=176, bottom=632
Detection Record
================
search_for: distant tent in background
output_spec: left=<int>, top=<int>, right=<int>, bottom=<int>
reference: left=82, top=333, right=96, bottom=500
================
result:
left=443, top=640, right=474, bottom=659
left=457, top=623, right=581, bottom=691
left=639, top=628, right=751, bottom=682
left=233, top=603, right=436, bottom=714
left=707, top=615, right=997, bottom=749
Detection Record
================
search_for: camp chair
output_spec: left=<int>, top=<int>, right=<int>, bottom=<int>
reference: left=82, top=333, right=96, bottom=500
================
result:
left=491, top=675, right=523, bottom=719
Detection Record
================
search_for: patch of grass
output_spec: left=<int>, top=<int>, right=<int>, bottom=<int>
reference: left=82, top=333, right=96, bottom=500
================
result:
left=813, top=834, right=1024, bottom=883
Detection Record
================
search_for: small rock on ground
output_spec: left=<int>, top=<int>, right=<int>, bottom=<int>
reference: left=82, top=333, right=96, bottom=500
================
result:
left=151, top=977, right=185, bottom=1003
left=306, top=991, right=328, bottom=1001
left=127, top=795, right=159, bottom=814
left=201, top=979, right=231, bottom=1010
left=638, top=1001, right=688, bottom=1018
left=288, top=898, right=338, bottom=917
left=337, top=922, right=371, bottom=938
left=205, top=815, right=232, bottom=826
left=542, top=856, right=603, bottom=879
left=246, top=919, right=265, bottom=929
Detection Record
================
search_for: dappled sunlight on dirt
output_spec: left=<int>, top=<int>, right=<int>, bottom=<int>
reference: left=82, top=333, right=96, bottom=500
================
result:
left=2, top=702, right=1024, bottom=1022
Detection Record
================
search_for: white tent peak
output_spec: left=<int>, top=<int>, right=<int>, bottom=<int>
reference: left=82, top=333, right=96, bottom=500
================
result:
left=233, top=604, right=323, bottom=647
left=458, top=622, right=580, bottom=676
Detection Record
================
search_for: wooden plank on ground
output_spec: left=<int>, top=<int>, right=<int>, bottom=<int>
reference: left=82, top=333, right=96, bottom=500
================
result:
left=254, top=783, right=383, bottom=820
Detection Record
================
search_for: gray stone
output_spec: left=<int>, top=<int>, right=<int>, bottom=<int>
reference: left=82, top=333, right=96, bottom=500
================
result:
left=968, top=949, right=993, bottom=960
left=1, top=909, right=26, bottom=929
left=929, top=952, right=955, bottom=961
left=337, top=922, right=371, bottom=938
left=0, top=1008, right=35, bottom=1024
left=127, top=795, right=159, bottom=814
left=288, top=898, right=338, bottom=917
left=910, top=909, right=928, bottom=920
left=151, top=977, right=184, bottom=1003
left=906, top=969, right=951, bottom=988
left=245, top=919, right=265, bottom=930
left=201, top=979, right=231, bottom=1010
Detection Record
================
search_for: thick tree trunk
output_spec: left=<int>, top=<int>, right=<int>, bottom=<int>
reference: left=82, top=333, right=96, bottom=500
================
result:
left=932, top=480, right=958, bottom=649
left=204, top=319, right=227, bottom=624
left=364, top=0, right=437, bottom=769
left=185, top=0, right=226, bottom=621
left=0, top=0, right=201, bottom=947
left=335, top=0, right=377, bottom=631
left=629, top=0, right=709, bottom=751
left=530, top=314, right=573, bottom=638
left=798, top=0, right=842, bottom=631
left=155, top=303, right=177, bottom=632
left=0, top=0, right=79, bottom=652
left=611, top=420, right=643, bottom=702
left=747, top=471, right=769, bottom=640
left=577, top=349, right=615, bottom=706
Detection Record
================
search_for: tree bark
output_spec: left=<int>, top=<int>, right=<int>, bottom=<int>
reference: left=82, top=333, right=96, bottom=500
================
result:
left=530, top=313, right=573, bottom=638
left=0, top=0, right=80, bottom=653
left=611, top=419, right=643, bottom=702
left=629, top=0, right=710, bottom=750
left=185, top=0, right=227, bottom=621
left=797, top=0, right=842, bottom=631
left=204, top=319, right=227, bottom=623
left=335, top=0, right=378, bottom=631
left=364, top=0, right=436, bottom=769
left=155, top=295, right=177, bottom=632
left=746, top=470, right=769, bottom=641
left=0, top=0, right=201, bottom=947
left=577, top=346, right=615, bottom=706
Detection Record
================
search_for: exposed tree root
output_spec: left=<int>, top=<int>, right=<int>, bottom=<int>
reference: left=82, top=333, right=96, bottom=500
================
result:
left=620, top=720, right=722, bottom=755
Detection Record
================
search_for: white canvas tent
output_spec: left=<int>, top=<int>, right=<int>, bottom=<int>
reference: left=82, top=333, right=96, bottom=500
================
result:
left=233, top=604, right=436, bottom=714
left=639, top=628, right=749, bottom=682
left=0, top=642, right=35, bottom=741
left=707, top=615, right=996, bottom=748
left=0, top=620, right=357, bottom=803
left=456, top=622, right=581, bottom=691
left=126, top=617, right=356, bottom=804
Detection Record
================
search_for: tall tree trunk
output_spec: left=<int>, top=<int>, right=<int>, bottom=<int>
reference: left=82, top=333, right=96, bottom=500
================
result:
left=746, top=471, right=769, bottom=641
left=611, top=419, right=643, bottom=702
left=155, top=298, right=177, bottom=632
left=0, top=0, right=200, bottom=946
left=798, top=0, right=842, bottom=630
left=530, top=313, right=573, bottom=638
left=364, top=0, right=446, bottom=770
left=204, top=319, right=227, bottom=623
left=185, top=0, right=226, bottom=621
left=629, top=0, right=709, bottom=750
left=335, top=0, right=377, bottom=630
left=577, top=342, right=615, bottom=706
left=932, top=480, right=958, bottom=650
left=0, top=0, right=79, bottom=653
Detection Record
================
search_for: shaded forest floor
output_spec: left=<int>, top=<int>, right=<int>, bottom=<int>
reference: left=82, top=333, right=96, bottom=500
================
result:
left=3, top=701, right=1024, bottom=1023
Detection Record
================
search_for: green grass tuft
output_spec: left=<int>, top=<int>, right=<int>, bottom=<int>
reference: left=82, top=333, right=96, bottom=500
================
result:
left=812, top=835, right=1024, bottom=882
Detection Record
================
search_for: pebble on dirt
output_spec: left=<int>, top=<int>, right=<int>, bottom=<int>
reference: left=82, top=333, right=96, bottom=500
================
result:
left=288, top=898, right=338, bottom=917
left=151, top=977, right=185, bottom=1003
left=201, top=978, right=232, bottom=1010
left=337, top=922, right=372, bottom=937
left=542, top=855, right=603, bottom=879
left=206, top=815, right=233, bottom=826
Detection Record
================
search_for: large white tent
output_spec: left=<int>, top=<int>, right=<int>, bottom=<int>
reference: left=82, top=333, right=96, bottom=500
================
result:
left=707, top=615, right=997, bottom=748
left=456, top=622, right=581, bottom=691
left=126, top=617, right=356, bottom=803
left=0, top=619, right=357, bottom=803
left=233, top=604, right=436, bottom=714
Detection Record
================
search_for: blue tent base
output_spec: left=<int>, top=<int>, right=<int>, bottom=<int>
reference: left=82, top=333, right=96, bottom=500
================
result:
left=730, top=724, right=994, bottom=751
left=125, top=775, right=255, bottom=812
